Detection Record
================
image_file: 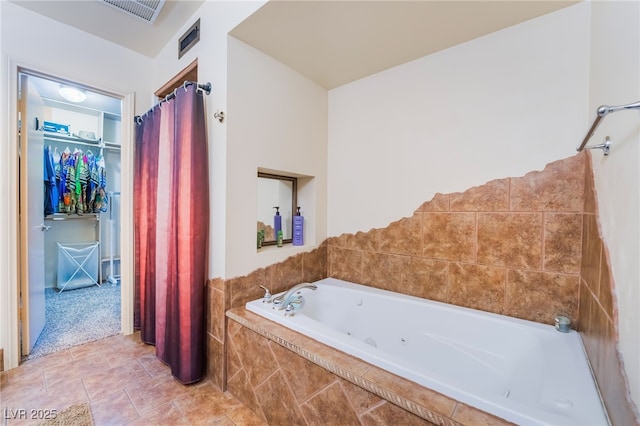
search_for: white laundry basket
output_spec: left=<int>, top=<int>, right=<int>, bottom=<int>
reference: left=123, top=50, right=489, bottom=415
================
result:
left=56, top=242, right=100, bottom=292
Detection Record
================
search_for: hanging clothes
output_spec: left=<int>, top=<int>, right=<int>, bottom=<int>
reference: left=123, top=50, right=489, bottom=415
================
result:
left=43, top=146, right=57, bottom=215
left=52, top=147, right=61, bottom=213
left=49, top=146, right=108, bottom=214
left=93, top=153, right=108, bottom=213
left=58, top=148, right=70, bottom=212
left=134, top=84, right=209, bottom=384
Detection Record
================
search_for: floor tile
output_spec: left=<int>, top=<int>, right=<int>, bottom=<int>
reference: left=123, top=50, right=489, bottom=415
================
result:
left=1, top=333, right=263, bottom=426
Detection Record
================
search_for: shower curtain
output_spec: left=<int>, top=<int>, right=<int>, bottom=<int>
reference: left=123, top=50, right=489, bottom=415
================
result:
left=133, top=84, right=209, bottom=384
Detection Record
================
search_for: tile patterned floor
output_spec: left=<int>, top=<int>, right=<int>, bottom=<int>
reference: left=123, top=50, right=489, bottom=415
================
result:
left=0, top=333, right=266, bottom=425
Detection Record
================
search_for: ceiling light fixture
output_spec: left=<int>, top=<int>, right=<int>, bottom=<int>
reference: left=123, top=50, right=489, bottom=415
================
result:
left=59, top=85, right=87, bottom=103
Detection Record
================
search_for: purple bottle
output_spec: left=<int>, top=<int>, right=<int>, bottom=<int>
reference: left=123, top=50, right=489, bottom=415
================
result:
left=292, top=207, right=304, bottom=246
left=273, top=207, right=282, bottom=237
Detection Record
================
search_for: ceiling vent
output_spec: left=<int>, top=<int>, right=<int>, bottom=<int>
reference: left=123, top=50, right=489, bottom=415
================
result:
left=101, top=0, right=166, bottom=24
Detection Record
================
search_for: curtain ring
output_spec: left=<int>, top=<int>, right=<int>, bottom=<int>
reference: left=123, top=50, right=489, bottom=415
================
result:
left=173, top=87, right=178, bottom=98
left=183, top=81, right=189, bottom=91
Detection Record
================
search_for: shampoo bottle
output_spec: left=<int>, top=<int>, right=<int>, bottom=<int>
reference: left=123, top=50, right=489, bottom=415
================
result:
left=273, top=207, right=282, bottom=237
left=293, top=207, right=304, bottom=246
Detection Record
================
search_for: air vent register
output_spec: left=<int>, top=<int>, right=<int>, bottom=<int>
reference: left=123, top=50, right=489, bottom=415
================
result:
left=101, top=0, right=166, bottom=24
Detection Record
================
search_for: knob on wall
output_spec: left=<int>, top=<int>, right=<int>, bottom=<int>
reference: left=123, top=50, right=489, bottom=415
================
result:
left=214, top=110, right=225, bottom=123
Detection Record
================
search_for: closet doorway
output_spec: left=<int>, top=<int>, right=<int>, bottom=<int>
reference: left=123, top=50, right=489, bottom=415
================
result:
left=18, top=69, right=123, bottom=360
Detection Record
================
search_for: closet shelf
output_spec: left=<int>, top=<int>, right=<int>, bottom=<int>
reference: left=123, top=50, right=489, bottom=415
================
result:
left=43, top=131, right=102, bottom=145
left=43, top=132, right=121, bottom=149
left=45, top=213, right=100, bottom=221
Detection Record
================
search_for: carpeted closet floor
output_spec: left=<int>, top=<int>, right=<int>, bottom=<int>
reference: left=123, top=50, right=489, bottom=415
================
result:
left=2, top=333, right=265, bottom=425
left=26, top=283, right=121, bottom=360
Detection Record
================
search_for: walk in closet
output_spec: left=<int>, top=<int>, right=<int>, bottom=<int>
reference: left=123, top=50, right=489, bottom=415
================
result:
left=30, top=74, right=122, bottom=290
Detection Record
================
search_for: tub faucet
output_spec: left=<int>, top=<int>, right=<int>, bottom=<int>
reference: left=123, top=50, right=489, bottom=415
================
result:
left=273, top=282, right=317, bottom=310
left=259, top=285, right=272, bottom=303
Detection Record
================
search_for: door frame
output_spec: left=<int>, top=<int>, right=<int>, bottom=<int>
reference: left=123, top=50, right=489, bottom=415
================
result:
left=4, top=59, right=135, bottom=369
left=19, top=72, right=46, bottom=355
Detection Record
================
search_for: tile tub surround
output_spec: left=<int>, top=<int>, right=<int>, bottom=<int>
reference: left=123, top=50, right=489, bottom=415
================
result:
left=327, top=153, right=586, bottom=325
left=204, top=152, right=637, bottom=422
left=579, top=157, right=639, bottom=425
left=205, top=245, right=328, bottom=389
left=226, top=308, right=514, bottom=426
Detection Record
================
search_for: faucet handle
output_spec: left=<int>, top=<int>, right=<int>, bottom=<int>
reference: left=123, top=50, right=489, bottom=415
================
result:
left=259, top=285, right=272, bottom=303
left=284, top=302, right=296, bottom=317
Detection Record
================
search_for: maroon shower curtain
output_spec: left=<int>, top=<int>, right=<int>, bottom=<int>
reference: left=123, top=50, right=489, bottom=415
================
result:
left=134, top=84, right=209, bottom=384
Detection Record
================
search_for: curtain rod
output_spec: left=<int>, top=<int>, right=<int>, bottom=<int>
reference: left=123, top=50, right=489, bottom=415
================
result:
left=577, top=100, right=640, bottom=152
left=134, top=80, right=212, bottom=124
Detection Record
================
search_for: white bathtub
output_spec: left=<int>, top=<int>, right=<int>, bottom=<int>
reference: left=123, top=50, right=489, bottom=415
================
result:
left=246, top=277, right=608, bottom=426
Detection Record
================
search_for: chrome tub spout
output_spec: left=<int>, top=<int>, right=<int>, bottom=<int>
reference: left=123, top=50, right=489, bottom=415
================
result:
left=273, top=282, right=317, bottom=310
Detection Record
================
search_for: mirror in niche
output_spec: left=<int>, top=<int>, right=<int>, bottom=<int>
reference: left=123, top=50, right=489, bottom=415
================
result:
left=257, top=172, right=297, bottom=246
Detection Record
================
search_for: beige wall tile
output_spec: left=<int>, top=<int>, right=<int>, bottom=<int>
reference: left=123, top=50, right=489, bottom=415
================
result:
left=477, top=213, right=542, bottom=269
left=206, top=334, right=225, bottom=390
left=452, top=403, right=515, bottom=426
left=378, top=214, right=423, bottom=256
left=328, top=246, right=363, bottom=283
left=416, top=193, right=450, bottom=212
left=232, top=326, right=278, bottom=388
left=361, top=252, right=410, bottom=292
left=339, top=378, right=383, bottom=415
left=580, top=214, right=602, bottom=296
left=360, top=400, right=437, bottom=425
left=362, top=366, right=456, bottom=418
left=450, top=178, right=509, bottom=212
left=510, top=154, right=585, bottom=212
left=255, top=371, right=307, bottom=425
left=269, top=255, right=304, bottom=294
left=300, top=381, right=361, bottom=426
left=423, top=212, right=476, bottom=262
left=405, top=257, right=449, bottom=302
left=543, top=213, right=582, bottom=274
left=505, top=269, right=579, bottom=325
left=583, top=152, right=597, bottom=214
left=269, top=342, right=336, bottom=404
left=340, top=229, right=382, bottom=252
left=226, top=368, right=265, bottom=422
left=302, top=244, right=328, bottom=283
left=230, top=269, right=268, bottom=309
left=598, top=248, right=614, bottom=321
left=448, top=263, right=506, bottom=313
left=209, top=287, right=226, bottom=341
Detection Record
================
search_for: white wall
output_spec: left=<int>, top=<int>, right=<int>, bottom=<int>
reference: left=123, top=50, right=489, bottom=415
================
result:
left=226, top=37, right=327, bottom=278
left=588, top=0, right=640, bottom=411
left=0, top=2, right=153, bottom=114
left=0, top=0, right=8, bottom=371
left=328, top=3, right=590, bottom=236
left=153, top=5, right=328, bottom=279
left=151, top=1, right=266, bottom=280
left=0, top=1, right=152, bottom=370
